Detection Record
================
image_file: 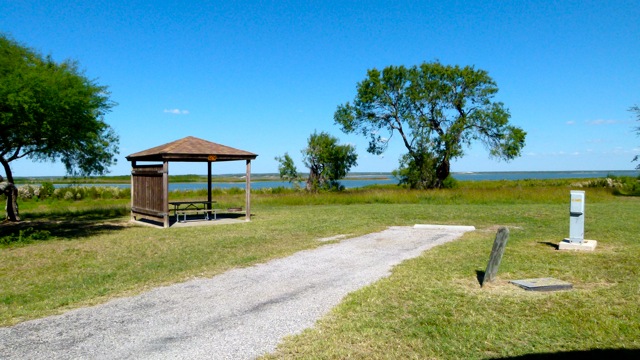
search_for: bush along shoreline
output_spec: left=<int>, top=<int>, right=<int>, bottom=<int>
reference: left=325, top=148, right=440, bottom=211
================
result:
left=6, top=175, right=640, bottom=202
left=15, top=182, right=130, bottom=201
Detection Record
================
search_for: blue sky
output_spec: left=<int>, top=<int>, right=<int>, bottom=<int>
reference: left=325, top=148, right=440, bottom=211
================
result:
left=2, top=0, right=639, bottom=176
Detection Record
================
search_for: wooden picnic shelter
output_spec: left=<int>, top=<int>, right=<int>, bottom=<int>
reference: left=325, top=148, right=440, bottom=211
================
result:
left=126, top=136, right=258, bottom=228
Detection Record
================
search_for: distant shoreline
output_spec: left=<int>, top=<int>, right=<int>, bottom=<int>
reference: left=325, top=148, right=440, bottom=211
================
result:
left=13, top=170, right=639, bottom=185
left=14, top=173, right=389, bottom=184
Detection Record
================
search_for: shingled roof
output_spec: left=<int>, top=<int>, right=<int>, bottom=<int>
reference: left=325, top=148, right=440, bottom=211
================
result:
left=126, top=136, right=258, bottom=162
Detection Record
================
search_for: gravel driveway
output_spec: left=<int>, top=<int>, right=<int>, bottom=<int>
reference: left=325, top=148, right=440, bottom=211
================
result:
left=0, top=225, right=473, bottom=359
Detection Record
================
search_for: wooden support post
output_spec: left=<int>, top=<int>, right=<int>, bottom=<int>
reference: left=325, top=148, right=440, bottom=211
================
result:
left=207, top=161, right=212, bottom=210
left=246, top=160, right=251, bottom=221
left=482, top=227, right=509, bottom=286
left=130, top=161, right=136, bottom=221
left=163, top=161, right=169, bottom=228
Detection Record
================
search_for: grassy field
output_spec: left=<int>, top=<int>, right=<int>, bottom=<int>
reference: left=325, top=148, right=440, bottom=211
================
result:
left=1, top=179, right=639, bottom=358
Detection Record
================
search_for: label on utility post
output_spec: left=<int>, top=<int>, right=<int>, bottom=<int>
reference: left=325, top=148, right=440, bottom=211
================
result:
left=570, top=191, right=585, bottom=215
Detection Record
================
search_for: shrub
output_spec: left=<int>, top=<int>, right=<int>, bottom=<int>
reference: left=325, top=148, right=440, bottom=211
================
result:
left=612, top=176, right=640, bottom=196
left=63, top=190, right=75, bottom=200
left=100, top=187, right=113, bottom=199
left=85, top=186, right=99, bottom=199
left=227, top=187, right=244, bottom=195
left=38, top=185, right=130, bottom=201
left=119, top=187, right=131, bottom=199
left=17, top=185, right=36, bottom=199
left=267, top=186, right=289, bottom=194
left=109, top=187, right=124, bottom=199
left=52, top=188, right=63, bottom=199
left=442, top=176, right=459, bottom=189
left=39, top=182, right=55, bottom=199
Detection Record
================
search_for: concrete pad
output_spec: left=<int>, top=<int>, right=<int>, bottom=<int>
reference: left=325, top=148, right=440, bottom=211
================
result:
left=170, top=218, right=246, bottom=228
left=558, top=239, right=597, bottom=251
left=130, top=216, right=246, bottom=228
left=414, top=224, right=476, bottom=232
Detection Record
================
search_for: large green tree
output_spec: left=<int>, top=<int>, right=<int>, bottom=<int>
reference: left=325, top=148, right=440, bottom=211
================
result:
left=334, top=61, right=526, bottom=189
left=0, top=34, right=119, bottom=221
left=276, top=131, right=357, bottom=191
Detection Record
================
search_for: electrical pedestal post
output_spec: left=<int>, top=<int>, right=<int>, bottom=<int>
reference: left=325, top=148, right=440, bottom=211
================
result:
left=559, top=190, right=597, bottom=251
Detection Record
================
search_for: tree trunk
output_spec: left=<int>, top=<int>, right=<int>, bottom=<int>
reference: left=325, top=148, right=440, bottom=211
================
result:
left=306, top=168, right=319, bottom=192
left=306, top=164, right=324, bottom=192
left=5, top=185, right=20, bottom=221
left=1, top=160, right=21, bottom=222
left=435, top=158, right=450, bottom=188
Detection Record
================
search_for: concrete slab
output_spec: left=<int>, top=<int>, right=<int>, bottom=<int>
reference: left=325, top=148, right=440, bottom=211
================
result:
left=558, top=239, right=598, bottom=251
left=169, top=218, right=247, bottom=228
left=510, top=278, right=573, bottom=291
left=414, top=224, right=476, bottom=232
left=131, top=214, right=247, bottom=228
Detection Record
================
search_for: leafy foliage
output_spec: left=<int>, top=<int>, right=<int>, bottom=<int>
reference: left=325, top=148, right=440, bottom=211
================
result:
left=39, top=181, right=55, bottom=198
left=276, top=132, right=358, bottom=191
left=392, top=152, right=437, bottom=189
left=335, top=61, right=526, bottom=189
left=610, top=175, right=640, bottom=196
left=0, top=34, right=119, bottom=221
left=274, top=152, right=302, bottom=189
left=302, top=131, right=358, bottom=191
left=0, top=34, right=119, bottom=182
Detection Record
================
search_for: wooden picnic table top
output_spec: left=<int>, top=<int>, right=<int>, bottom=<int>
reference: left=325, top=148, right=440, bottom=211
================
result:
left=168, top=200, right=216, bottom=206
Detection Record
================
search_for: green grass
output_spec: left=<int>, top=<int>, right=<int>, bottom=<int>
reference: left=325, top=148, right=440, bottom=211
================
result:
left=263, top=198, right=640, bottom=358
left=1, top=180, right=639, bottom=358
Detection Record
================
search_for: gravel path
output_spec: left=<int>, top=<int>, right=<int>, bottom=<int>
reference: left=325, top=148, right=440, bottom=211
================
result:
left=0, top=225, right=472, bottom=359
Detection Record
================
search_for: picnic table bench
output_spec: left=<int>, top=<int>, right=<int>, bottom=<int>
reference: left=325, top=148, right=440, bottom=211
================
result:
left=169, top=201, right=243, bottom=223
left=169, top=201, right=216, bottom=223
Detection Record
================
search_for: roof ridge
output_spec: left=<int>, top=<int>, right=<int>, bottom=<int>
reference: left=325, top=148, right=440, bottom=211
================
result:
left=126, top=136, right=257, bottom=161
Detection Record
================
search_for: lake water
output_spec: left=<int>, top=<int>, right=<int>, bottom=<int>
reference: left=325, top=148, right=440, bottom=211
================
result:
left=52, top=170, right=639, bottom=191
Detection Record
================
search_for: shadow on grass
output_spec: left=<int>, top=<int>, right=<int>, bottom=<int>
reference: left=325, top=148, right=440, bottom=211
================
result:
left=476, top=270, right=485, bottom=286
left=1, top=207, right=130, bottom=243
left=490, top=348, right=640, bottom=359
left=23, top=206, right=129, bottom=222
left=538, top=241, right=560, bottom=250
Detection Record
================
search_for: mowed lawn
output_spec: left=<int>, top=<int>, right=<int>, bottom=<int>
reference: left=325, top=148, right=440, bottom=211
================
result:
left=1, top=182, right=639, bottom=358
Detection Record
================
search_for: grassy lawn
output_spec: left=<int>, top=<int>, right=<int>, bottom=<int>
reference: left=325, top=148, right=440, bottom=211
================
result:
left=1, top=180, right=639, bottom=358
left=265, top=198, right=640, bottom=359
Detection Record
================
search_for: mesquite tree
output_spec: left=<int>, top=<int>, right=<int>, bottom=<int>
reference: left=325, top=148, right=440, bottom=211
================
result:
left=335, top=61, right=526, bottom=189
left=0, top=34, right=119, bottom=221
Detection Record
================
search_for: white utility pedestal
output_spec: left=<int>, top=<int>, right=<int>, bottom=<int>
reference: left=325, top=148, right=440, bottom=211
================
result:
left=559, top=190, right=597, bottom=251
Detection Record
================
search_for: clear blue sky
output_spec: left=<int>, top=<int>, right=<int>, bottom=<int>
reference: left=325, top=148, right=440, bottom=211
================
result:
left=2, top=0, right=639, bottom=176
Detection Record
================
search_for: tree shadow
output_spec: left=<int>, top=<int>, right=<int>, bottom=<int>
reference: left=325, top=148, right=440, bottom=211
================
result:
left=1, top=220, right=129, bottom=241
left=489, top=348, right=640, bottom=359
left=1, top=208, right=130, bottom=243
left=23, top=206, right=129, bottom=222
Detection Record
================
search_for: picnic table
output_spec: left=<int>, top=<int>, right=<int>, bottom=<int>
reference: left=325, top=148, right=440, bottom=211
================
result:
left=169, top=201, right=217, bottom=223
